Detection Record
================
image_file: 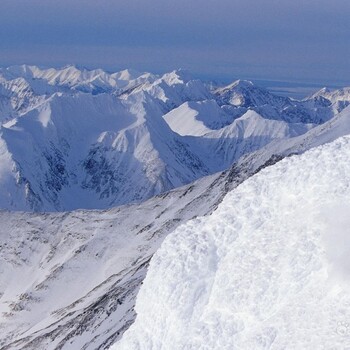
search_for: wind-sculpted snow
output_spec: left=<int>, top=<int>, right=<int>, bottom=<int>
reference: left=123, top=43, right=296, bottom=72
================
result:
left=115, top=135, right=350, bottom=350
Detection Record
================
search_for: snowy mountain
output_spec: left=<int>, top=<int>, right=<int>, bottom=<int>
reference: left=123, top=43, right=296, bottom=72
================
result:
left=0, top=65, right=155, bottom=95
left=238, top=104, right=350, bottom=172
left=214, top=79, right=335, bottom=124
left=1, top=65, right=349, bottom=211
left=309, top=86, right=350, bottom=113
left=2, top=113, right=333, bottom=349
left=0, top=151, right=278, bottom=349
left=115, top=135, right=350, bottom=350
left=310, top=86, right=350, bottom=104
left=1, top=65, right=350, bottom=349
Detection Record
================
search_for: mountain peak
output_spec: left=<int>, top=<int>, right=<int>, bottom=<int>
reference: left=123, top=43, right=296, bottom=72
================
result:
left=229, top=79, right=254, bottom=89
left=308, top=87, right=331, bottom=99
left=112, top=68, right=143, bottom=81
left=162, top=69, right=194, bottom=85
left=214, top=79, right=255, bottom=97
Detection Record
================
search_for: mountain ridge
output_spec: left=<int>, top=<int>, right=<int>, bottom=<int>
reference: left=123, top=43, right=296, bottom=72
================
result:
left=1, top=66, right=350, bottom=349
left=0, top=65, right=349, bottom=211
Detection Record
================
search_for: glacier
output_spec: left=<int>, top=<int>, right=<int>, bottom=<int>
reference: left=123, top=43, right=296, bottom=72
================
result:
left=115, top=135, right=350, bottom=350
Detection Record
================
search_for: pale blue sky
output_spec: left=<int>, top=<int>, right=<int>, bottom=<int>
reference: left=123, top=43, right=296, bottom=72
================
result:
left=1, top=0, right=349, bottom=85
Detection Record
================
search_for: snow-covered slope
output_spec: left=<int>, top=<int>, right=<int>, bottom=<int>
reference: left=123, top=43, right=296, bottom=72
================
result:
left=0, top=99, right=312, bottom=211
left=0, top=147, right=275, bottom=350
left=163, top=100, right=234, bottom=136
left=238, top=105, right=350, bottom=173
left=309, top=86, right=350, bottom=114
left=2, top=118, right=350, bottom=350
left=215, top=79, right=336, bottom=124
left=0, top=65, right=155, bottom=95
left=0, top=65, right=349, bottom=211
left=0, top=65, right=155, bottom=125
left=311, top=86, right=350, bottom=104
left=115, top=135, right=350, bottom=350
left=2, top=64, right=350, bottom=350
left=0, top=90, right=214, bottom=211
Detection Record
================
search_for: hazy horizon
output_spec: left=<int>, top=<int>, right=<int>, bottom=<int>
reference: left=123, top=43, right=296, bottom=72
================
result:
left=1, top=0, right=349, bottom=88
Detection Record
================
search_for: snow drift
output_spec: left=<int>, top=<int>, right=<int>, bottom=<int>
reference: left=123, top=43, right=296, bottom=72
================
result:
left=115, top=135, right=350, bottom=349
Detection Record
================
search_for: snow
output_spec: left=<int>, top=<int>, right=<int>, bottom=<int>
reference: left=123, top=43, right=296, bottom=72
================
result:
left=1, top=65, right=152, bottom=93
left=1, top=64, right=350, bottom=348
left=115, top=135, right=350, bottom=349
left=311, top=86, right=350, bottom=104
left=0, top=70, right=321, bottom=211
left=163, top=100, right=234, bottom=136
left=0, top=154, right=257, bottom=349
left=215, top=79, right=335, bottom=124
left=0, top=64, right=350, bottom=212
left=321, top=203, right=350, bottom=288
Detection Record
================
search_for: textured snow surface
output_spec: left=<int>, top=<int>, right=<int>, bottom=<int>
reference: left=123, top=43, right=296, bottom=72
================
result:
left=1, top=154, right=267, bottom=350
left=115, top=136, right=350, bottom=349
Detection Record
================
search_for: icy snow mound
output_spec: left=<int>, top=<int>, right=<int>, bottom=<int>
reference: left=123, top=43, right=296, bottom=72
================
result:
left=115, top=135, right=350, bottom=349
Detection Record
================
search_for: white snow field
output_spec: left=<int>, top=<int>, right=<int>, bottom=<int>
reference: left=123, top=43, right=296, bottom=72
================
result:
left=115, top=135, right=350, bottom=350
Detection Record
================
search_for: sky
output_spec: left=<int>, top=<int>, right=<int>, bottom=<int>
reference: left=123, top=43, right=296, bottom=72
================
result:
left=0, top=0, right=349, bottom=85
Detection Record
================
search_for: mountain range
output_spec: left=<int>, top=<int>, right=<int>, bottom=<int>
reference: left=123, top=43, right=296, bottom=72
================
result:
left=0, top=65, right=349, bottom=211
left=1, top=65, right=350, bottom=349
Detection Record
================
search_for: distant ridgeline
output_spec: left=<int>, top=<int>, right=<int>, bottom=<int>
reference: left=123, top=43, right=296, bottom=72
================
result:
left=0, top=64, right=349, bottom=211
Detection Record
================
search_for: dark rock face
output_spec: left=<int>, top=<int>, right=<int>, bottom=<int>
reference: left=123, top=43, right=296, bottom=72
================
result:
left=82, top=147, right=122, bottom=198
